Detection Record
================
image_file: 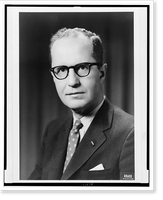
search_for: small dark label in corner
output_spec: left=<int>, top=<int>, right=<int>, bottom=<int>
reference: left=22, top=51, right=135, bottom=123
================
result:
left=120, top=172, right=134, bottom=180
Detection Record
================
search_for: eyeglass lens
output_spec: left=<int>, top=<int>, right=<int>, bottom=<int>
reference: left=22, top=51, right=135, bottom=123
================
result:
left=54, top=63, right=92, bottom=79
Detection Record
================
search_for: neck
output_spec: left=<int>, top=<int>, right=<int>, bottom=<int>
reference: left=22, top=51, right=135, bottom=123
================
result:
left=72, top=112, right=83, bottom=120
left=72, top=96, right=104, bottom=119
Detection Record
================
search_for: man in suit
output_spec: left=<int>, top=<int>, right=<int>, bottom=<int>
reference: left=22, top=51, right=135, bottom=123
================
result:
left=28, top=27, right=134, bottom=180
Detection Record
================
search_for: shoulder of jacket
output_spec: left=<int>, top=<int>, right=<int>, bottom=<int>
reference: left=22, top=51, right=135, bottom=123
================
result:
left=113, top=105, right=134, bottom=120
left=46, top=117, right=71, bottom=129
left=113, top=105, right=134, bottom=130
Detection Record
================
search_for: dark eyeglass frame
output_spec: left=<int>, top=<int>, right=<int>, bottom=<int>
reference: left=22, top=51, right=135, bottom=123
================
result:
left=49, top=62, right=100, bottom=80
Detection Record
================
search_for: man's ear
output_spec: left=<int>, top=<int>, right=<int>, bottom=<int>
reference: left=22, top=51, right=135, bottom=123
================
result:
left=99, top=63, right=107, bottom=82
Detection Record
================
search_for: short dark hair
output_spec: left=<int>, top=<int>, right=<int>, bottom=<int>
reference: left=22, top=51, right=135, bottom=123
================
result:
left=50, top=27, right=104, bottom=65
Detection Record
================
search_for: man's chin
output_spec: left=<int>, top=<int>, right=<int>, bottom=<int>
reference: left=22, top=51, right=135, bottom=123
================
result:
left=68, top=105, right=84, bottom=111
left=66, top=102, right=86, bottom=114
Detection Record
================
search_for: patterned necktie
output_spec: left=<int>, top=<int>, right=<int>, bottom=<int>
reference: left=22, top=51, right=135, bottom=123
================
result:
left=63, top=119, right=83, bottom=172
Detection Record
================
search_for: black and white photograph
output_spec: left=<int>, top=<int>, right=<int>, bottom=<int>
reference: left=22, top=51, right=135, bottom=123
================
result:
left=1, top=1, right=153, bottom=191
left=21, top=11, right=134, bottom=181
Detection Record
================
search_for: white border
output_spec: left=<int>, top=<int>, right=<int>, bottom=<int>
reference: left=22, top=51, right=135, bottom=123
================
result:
left=0, top=1, right=153, bottom=191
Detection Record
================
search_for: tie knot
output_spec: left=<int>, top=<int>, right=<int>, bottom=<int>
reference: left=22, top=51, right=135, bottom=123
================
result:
left=72, top=120, right=83, bottom=133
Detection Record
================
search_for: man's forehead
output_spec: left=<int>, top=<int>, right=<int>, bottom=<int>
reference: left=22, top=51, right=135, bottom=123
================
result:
left=51, top=35, right=92, bottom=50
left=50, top=35, right=95, bottom=66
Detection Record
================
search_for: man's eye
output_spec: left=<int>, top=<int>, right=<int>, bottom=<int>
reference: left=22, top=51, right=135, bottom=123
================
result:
left=60, top=68, right=66, bottom=72
left=78, top=65, right=88, bottom=70
left=55, top=67, right=67, bottom=74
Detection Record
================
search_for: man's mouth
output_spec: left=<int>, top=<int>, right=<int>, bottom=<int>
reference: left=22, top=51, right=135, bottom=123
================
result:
left=66, top=92, right=84, bottom=96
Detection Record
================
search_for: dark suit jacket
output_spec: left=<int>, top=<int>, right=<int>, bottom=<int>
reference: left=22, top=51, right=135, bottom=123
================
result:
left=28, top=99, right=134, bottom=180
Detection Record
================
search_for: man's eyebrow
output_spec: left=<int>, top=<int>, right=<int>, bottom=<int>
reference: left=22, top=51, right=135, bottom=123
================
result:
left=53, top=63, right=81, bottom=68
left=52, top=64, right=68, bottom=68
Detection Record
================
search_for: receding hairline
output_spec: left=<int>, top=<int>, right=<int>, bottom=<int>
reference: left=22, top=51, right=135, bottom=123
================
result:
left=50, top=31, right=99, bottom=51
left=49, top=28, right=104, bottom=64
left=50, top=34, right=94, bottom=53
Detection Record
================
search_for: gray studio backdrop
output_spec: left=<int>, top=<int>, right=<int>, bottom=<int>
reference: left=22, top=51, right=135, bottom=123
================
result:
left=20, top=12, right=134, bottom=179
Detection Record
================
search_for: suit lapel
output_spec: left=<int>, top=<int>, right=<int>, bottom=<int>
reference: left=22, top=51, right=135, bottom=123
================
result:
left=61, top=99, right=114, bottom=180
left=47, top=116, right=73, bottom=179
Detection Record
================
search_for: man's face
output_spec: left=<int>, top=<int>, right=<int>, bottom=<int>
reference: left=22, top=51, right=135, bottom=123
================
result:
left=50, top=36, right=105, bottom=116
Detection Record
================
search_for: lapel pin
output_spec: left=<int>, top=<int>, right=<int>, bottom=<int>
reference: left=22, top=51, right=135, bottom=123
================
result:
left=91, top=141, right=95, bottom=146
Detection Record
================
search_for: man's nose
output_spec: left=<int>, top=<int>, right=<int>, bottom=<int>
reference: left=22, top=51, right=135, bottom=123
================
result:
left=68, top=69, right=80, bottom=87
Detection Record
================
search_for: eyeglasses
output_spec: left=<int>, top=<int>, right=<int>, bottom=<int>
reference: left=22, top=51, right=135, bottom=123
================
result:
left=49, top=62, right=100, bottom=80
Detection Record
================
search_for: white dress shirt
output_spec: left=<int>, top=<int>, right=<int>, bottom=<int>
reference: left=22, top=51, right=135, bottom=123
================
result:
left=72, top=97, right=105, bottom=142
